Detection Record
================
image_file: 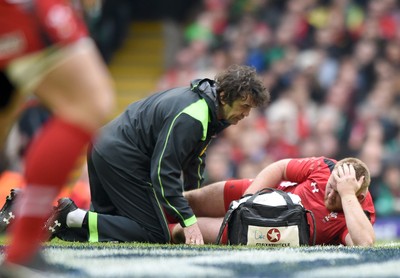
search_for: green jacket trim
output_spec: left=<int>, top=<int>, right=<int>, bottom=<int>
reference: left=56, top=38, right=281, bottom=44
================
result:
left=158, top=99, right=208, bottom=223
left=88, top=211, right=99, bottom=242
left=150, top=183, right=171, bottom=242
left=184, top=215, right=197, bottom=227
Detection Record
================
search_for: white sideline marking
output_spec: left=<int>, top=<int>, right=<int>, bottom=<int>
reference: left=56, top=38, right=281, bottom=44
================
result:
left=294, top=260, right=400, bottom=278
left=2, top=246, right=398, bottom=277
left=44, top=248, right=358, bottom=277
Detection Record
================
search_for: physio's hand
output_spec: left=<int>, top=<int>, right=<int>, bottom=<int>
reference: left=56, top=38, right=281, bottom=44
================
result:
left=183, top=223, right=204, bottom=245
left=333, top=163, right=364, bottom=197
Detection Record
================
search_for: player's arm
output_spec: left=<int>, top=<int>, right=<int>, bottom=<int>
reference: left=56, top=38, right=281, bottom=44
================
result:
left=244, top=159, right=291, bottom=195
left=334, top=164, right=375, bottom=246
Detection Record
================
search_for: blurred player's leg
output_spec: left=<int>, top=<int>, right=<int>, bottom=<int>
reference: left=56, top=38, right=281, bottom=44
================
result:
left=0, top=0, right=115, bottom=273
left=5, top=40, right=115, bottom=266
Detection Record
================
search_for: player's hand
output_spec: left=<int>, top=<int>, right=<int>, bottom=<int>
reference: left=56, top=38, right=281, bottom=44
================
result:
left=333, top=163, right=364, bottom=197
left=183, top=222, right=204, bottom=245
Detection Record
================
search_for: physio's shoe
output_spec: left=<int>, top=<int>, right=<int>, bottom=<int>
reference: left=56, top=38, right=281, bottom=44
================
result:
left=0, top=188, right=21, bottom=233
left=44, top=198, right=78, bottom=239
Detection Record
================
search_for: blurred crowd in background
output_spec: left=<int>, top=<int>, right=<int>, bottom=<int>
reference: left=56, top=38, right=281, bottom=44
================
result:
left=2, top=0, right=400, bottom=218
left=157, top=0, right=400, bottom=218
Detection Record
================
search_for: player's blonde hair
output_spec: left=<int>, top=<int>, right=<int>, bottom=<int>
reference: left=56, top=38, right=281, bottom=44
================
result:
left=335, top=157, right=371, bottom=194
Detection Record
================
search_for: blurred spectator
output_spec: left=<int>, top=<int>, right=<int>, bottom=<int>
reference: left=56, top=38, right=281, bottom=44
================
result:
left=156, top=0, right=400, bottom=206
left=374, top=158, right=400, bottom=216
left=203, top=139, right=235, bottom=184
left=89, top=0, right=134, bottom=63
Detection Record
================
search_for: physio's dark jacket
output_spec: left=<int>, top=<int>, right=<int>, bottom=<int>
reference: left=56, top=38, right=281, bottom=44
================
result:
left=93, top=79, right=229, bottom=228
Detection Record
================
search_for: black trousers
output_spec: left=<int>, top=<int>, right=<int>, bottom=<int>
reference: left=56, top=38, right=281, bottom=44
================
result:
left=63, top=148, right=170, bottom=243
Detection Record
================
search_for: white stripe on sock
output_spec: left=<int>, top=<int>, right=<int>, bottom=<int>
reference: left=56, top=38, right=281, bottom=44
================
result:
left=15, top=185, right=58, bottom=217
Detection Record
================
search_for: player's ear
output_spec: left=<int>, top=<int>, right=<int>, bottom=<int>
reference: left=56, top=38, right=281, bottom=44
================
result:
left=357, top=192, right=366, bottom=203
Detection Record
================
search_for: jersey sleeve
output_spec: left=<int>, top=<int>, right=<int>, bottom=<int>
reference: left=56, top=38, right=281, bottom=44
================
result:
left=285, top=157, right=336, bottom=184
left=363, top=192, right=376, bottom=224
left=285, top=157, right=318, bottom=182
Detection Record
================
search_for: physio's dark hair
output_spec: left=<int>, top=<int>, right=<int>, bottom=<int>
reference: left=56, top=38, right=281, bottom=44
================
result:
left=215, top=64, right=270, bottom=107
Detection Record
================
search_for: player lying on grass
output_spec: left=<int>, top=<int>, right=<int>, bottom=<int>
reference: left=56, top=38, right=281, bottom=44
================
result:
left=1, top=156, right=375, bottom=246
left=171, top=156, right=376, bottom=246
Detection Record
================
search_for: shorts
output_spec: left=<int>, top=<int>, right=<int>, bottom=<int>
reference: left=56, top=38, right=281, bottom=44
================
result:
left=6, top=38, right=96, bottom=94
left=223, top=179, right=253, bottom=211
left=0, top=0, right=89, bottom=93
left=218, top=179, right=253, bottom=244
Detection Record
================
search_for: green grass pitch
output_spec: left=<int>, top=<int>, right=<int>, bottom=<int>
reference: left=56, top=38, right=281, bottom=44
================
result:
left=2, top=238, right=400, bottom=277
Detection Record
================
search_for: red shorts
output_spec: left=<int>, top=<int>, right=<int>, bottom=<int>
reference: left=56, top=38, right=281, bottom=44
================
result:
left=0, top=0, right=88, bottom=68
left=223, top=179, right=252, bottom=211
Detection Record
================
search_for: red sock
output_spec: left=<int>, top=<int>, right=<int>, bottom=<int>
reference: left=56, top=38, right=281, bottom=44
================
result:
left=5, top=117, right=93, bottom=264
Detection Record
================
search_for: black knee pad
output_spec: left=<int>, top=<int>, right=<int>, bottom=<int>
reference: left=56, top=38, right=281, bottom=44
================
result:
left=0, top=70, right=16, bottom=109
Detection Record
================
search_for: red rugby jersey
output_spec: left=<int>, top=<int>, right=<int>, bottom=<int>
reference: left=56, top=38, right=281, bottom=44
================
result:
left=0, top=0, right=88, bottom=68
left=279, top=157, right=375, bottom=245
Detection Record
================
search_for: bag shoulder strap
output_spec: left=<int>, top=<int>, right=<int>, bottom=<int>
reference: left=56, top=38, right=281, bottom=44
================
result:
left=215, top=203, right=236, bottom=244
left=306, top=209, right=317, bottom=245
left=245, top=188, right=295, bottom=209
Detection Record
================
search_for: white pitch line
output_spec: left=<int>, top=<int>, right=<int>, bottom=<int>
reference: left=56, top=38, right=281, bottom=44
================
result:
left=44, top=247, right=359, bottom=277
left=294, top=260, right=400, bottom=278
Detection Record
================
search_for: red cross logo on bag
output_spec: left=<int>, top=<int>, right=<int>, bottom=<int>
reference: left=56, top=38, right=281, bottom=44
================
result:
left=267, top=228, right=281, bottom=242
